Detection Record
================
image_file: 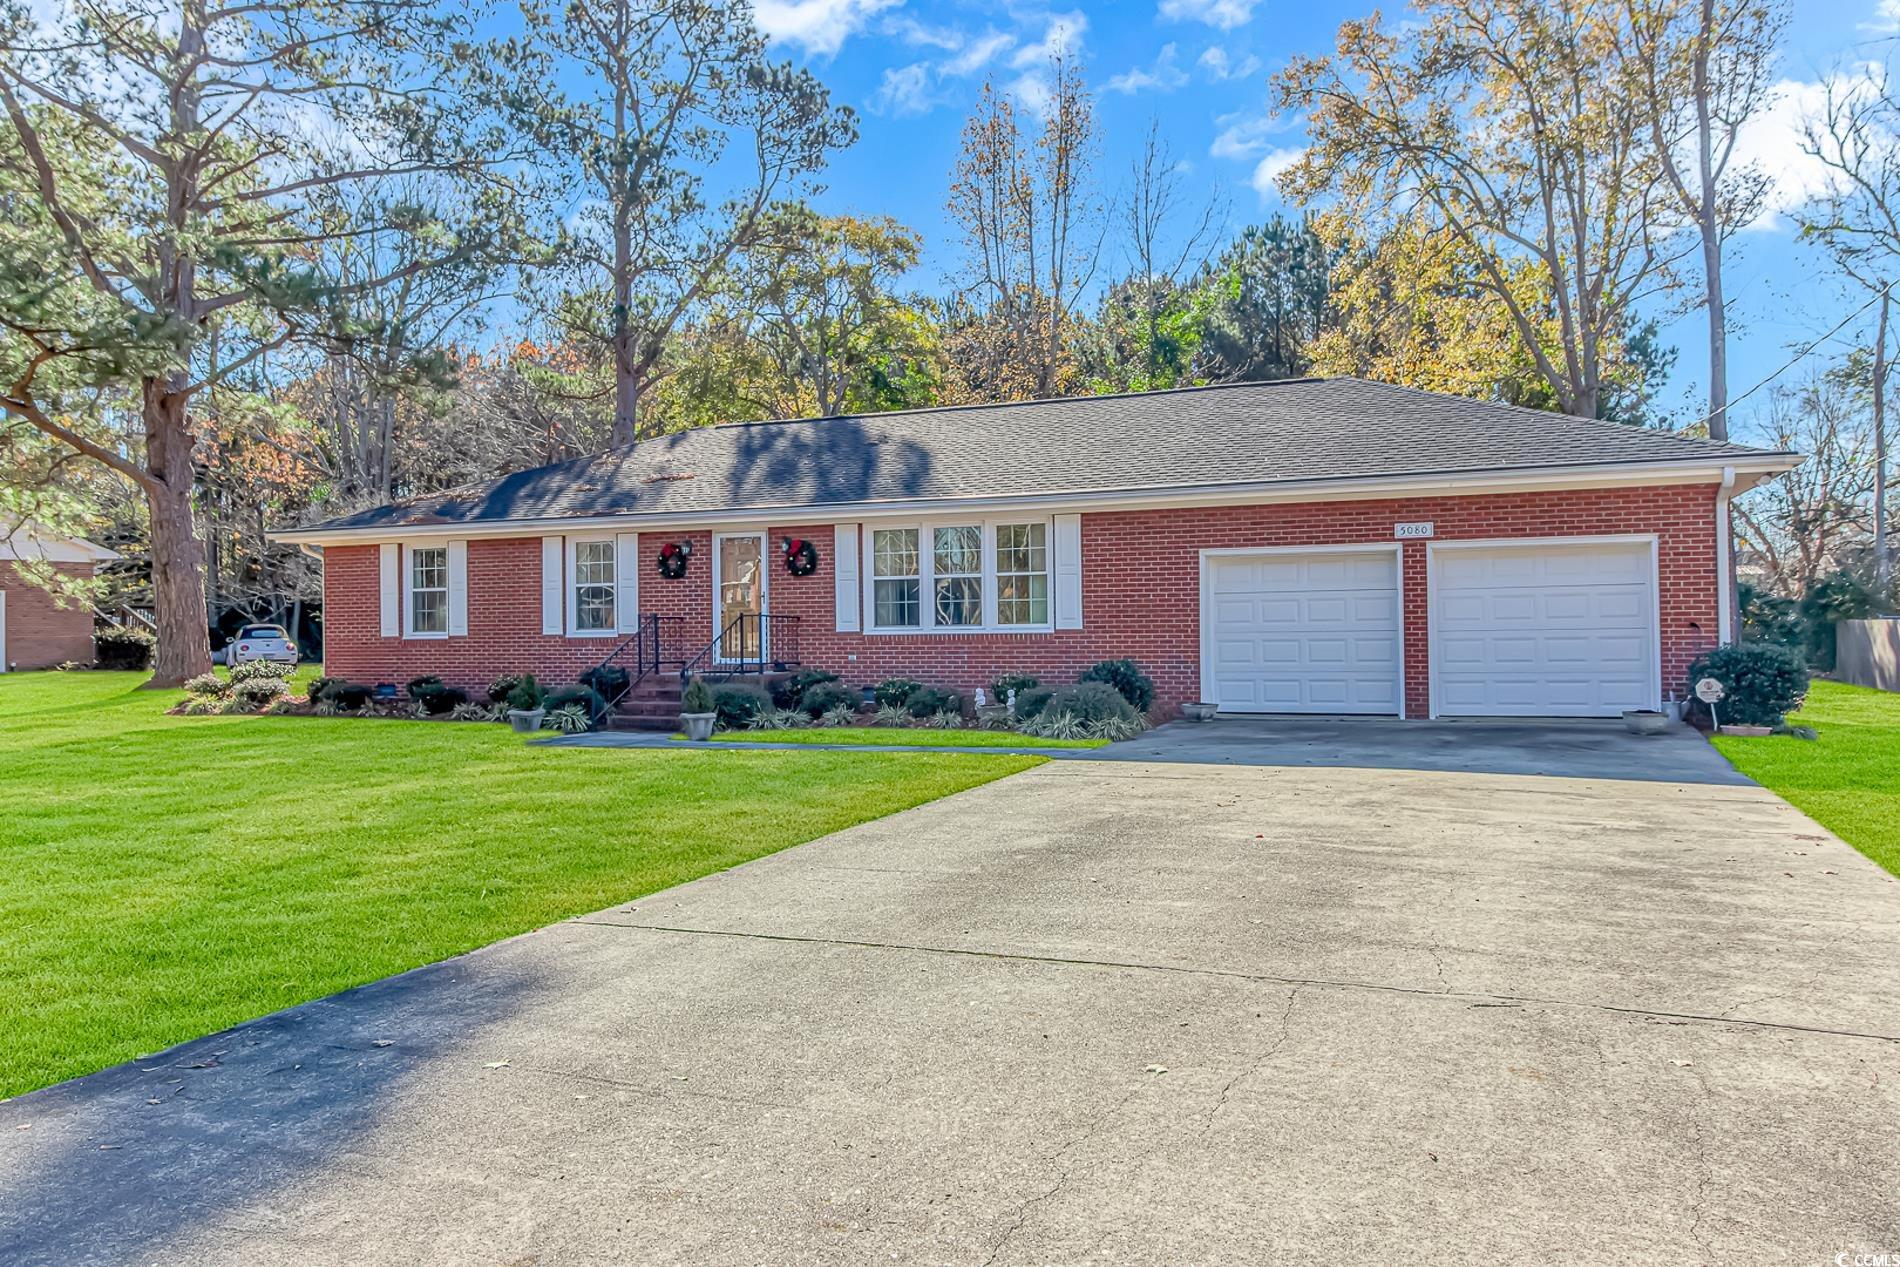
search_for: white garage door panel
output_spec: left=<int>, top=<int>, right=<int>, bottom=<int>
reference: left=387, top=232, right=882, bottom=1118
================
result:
left=1431, top=541, right=1658, bottom=718
left=1204, top=551, right=1400, bottom=715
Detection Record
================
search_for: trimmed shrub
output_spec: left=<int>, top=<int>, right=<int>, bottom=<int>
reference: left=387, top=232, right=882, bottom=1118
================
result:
left=232, top=677, right=288, bottom=709
left=772, top=668, right=841, bottom=710
left=1014, top=685, right=1055, bottom=719
left=506, top=674, right=546, bottom=712
left=486, top=673, right=524, bottom=704
left=1687, top=643, right=1810, bottom=728
left=95, top=626, right=155, bottom=670
left=314, top=678, right=375, bottom=710
left=989, top=673, right=1040, bottom=706
left=799, top=681, right=861, bottom=719
left=1078, top=659, right=1154, bottom=712
left=450, top=702, right=493, bottom=722
left=711, top=682, right=772, bottom=730
left=413, top=683, right=470, bottom=716
left=184, top=672, right=228, bottom=698
left=1035, top=681, right=1136, bottom=725
left=681, top=677, right=717, bottom=714
left=579, top=665, right=630, bottom=701
left=546, top=684, right=607, bottom=721
left=905, top=685, right=963, bottom=719
left=231, top=659, right=295, bottom=683
left=874, top=678, right=924, bottom=707
left=405, top=674, right=444, bottom=698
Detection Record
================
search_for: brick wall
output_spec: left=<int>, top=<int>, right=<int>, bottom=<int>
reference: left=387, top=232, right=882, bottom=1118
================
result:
left=322, top=483, right=1721, bottom=717
left=2, top=563, right=96, bottom=670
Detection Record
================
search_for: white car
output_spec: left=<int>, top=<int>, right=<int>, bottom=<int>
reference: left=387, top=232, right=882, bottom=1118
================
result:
left=227, top=624, right=299, bottom=667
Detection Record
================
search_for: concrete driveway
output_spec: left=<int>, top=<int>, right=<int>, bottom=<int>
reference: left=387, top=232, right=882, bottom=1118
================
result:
left=4, top=718, right=1898, bottom=1265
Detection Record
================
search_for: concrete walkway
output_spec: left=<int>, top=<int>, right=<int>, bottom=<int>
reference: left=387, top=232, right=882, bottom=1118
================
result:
left=4, top=719, right=1898, bottom=1264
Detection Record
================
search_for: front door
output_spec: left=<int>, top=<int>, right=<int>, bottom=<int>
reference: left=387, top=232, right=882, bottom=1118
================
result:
left=714, top=533, right=765, bottom=663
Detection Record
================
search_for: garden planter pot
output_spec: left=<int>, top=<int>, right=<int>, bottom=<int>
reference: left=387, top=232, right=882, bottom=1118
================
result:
left=682, top=712, right=717, bottom=742
left=1180, top=702, right=1218, bottom=722
left=1622, top=709, right=1669, bottom=736
left=507, top=708, right=545, bottom=734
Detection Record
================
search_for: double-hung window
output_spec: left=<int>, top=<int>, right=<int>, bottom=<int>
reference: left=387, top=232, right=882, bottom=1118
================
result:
left=408, top=546, right=449, bottom=636
left=872, top=528, right=920, bottom=628
left=994, top=523, right=1049, bottom=626
left=867, top=520, right=1053, bottom=632
left=572, top=539, right=616, bottom=633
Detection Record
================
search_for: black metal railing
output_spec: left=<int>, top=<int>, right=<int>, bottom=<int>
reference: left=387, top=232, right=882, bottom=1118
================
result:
left=589, top=614, right=664, bottom=712
left=679, top=613, right=801, bottom=684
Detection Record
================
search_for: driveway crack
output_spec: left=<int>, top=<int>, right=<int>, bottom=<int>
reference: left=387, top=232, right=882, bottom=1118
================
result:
left=574, top=920, right=1900, bottom=1047
left=981, top=1084, right=1142, bottom=1266
left=1199, top=985, right=1302, bottom=1143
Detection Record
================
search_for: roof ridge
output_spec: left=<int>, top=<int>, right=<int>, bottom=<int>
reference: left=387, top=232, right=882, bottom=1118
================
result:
left=697, top=376, right=1329, bottom=433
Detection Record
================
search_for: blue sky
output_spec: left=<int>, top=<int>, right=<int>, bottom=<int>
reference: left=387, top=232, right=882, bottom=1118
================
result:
left=745, top=0, right=1900, bottom=436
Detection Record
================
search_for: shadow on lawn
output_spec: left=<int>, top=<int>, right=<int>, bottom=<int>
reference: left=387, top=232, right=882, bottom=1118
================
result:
left=0, top=948, right=546, bottom=1266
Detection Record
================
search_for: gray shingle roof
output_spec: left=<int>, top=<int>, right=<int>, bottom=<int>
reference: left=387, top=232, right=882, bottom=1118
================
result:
left=292, top=377, right=1794, bottom=535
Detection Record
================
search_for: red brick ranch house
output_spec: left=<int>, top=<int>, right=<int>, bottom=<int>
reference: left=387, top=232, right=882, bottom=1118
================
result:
left=274, top=379, right=1798, bottom=720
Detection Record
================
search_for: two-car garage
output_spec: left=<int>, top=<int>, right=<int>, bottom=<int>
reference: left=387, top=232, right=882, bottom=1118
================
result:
left=1200, top=537, right=1661, bottom=719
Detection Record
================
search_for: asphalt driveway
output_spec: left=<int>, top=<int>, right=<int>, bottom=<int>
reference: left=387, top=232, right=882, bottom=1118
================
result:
left=4, top=718, right=1898, bottom=1265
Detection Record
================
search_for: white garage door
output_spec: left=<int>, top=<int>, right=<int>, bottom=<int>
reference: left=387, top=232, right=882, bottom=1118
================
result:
left=1202, top=550, right=1401, bottom=714
left=1431, top=540, right=1658, bottom=717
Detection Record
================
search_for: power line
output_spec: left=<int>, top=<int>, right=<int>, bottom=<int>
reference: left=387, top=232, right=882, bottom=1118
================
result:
left=1697, top=277, right=1897, bottom=431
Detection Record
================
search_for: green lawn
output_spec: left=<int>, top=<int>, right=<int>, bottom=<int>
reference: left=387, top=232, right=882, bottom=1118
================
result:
left=1713, top=679, right=1900, bottom=878
left=0, top=670, right=1040, bottom=1099
left=690, top=726, right=1108, bottom=749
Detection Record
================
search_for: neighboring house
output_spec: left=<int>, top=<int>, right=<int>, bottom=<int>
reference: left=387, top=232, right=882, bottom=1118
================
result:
left=274, top=379, right=1799, bottom=719
left=0, top=526, right=118, bottom=672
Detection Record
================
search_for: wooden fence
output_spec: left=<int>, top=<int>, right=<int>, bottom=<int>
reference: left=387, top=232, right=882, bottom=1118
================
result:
left=1836, top=619, right=1900, bottom=692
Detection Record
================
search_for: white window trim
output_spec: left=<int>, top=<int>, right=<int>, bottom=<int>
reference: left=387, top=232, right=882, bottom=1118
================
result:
left=566, top=534, right=620, bottom=639
left=403, top=543, right=451, bottom=640
left=862, top=516, right=1056, bottom=635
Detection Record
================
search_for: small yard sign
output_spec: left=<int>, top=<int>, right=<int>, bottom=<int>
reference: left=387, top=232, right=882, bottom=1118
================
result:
left=1695, top=677, right=1725, bottom=731
left=1394, top=521, right=1435, bottom=540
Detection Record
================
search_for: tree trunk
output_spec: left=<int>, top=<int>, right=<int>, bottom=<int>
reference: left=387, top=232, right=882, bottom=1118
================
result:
left=142, top=379, right=212, bottom=687
left=1702, top=230, right=1728, bottom=442
left=1875, top=290, right=1891, bottom=599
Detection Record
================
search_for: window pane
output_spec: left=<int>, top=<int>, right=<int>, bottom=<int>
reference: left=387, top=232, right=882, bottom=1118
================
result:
left=411, top=589, right=448, bottom=634
left=996, top=523, right=1046, bottom=575
left=997, top=573, right=1049, bottom=626
left=576, top=583, right=615, bottom=631
left=935, top=575, right=981, bottom=626
left=411, top=548, right=447, bottom=590
left=575, top=540, right=615, bottom=586
left=873, top=528, right=918, bottom=578
left=933, top=525, right=981, bottom=576
left=874, top=578, right=919, bottom=627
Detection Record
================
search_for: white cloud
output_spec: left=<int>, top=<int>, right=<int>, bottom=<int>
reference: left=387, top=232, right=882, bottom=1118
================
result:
left=1249, top=146, right=1302, bottom=200
left=1158, top=0, right=1258, bottom=32
left=754, top=0, right=904, bottom=57
left=1729, top=69, right=1890, bottom=230
left=1210, top=110, right=1286, bottom=159
left=1863, top=0, right=1900, bottom=33
left=1009, top=11, right=1089, bottom=69
left=872, top=62, right=937, bottom=116
left=944, top=30, right=1016, bottom=76
left=882, top=14, right=964, bottom=48
left=1197, top=45, right=1261, bottom=82
left=1107, top=43, right=1189, bottom=95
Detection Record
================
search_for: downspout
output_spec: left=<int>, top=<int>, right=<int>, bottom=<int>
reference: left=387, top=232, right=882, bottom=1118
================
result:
left=1716, top=466, right=1736, bottom=645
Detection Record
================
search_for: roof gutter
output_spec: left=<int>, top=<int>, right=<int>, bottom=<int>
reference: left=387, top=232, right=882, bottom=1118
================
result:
left=270, top=453, right=1803, bottom=547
